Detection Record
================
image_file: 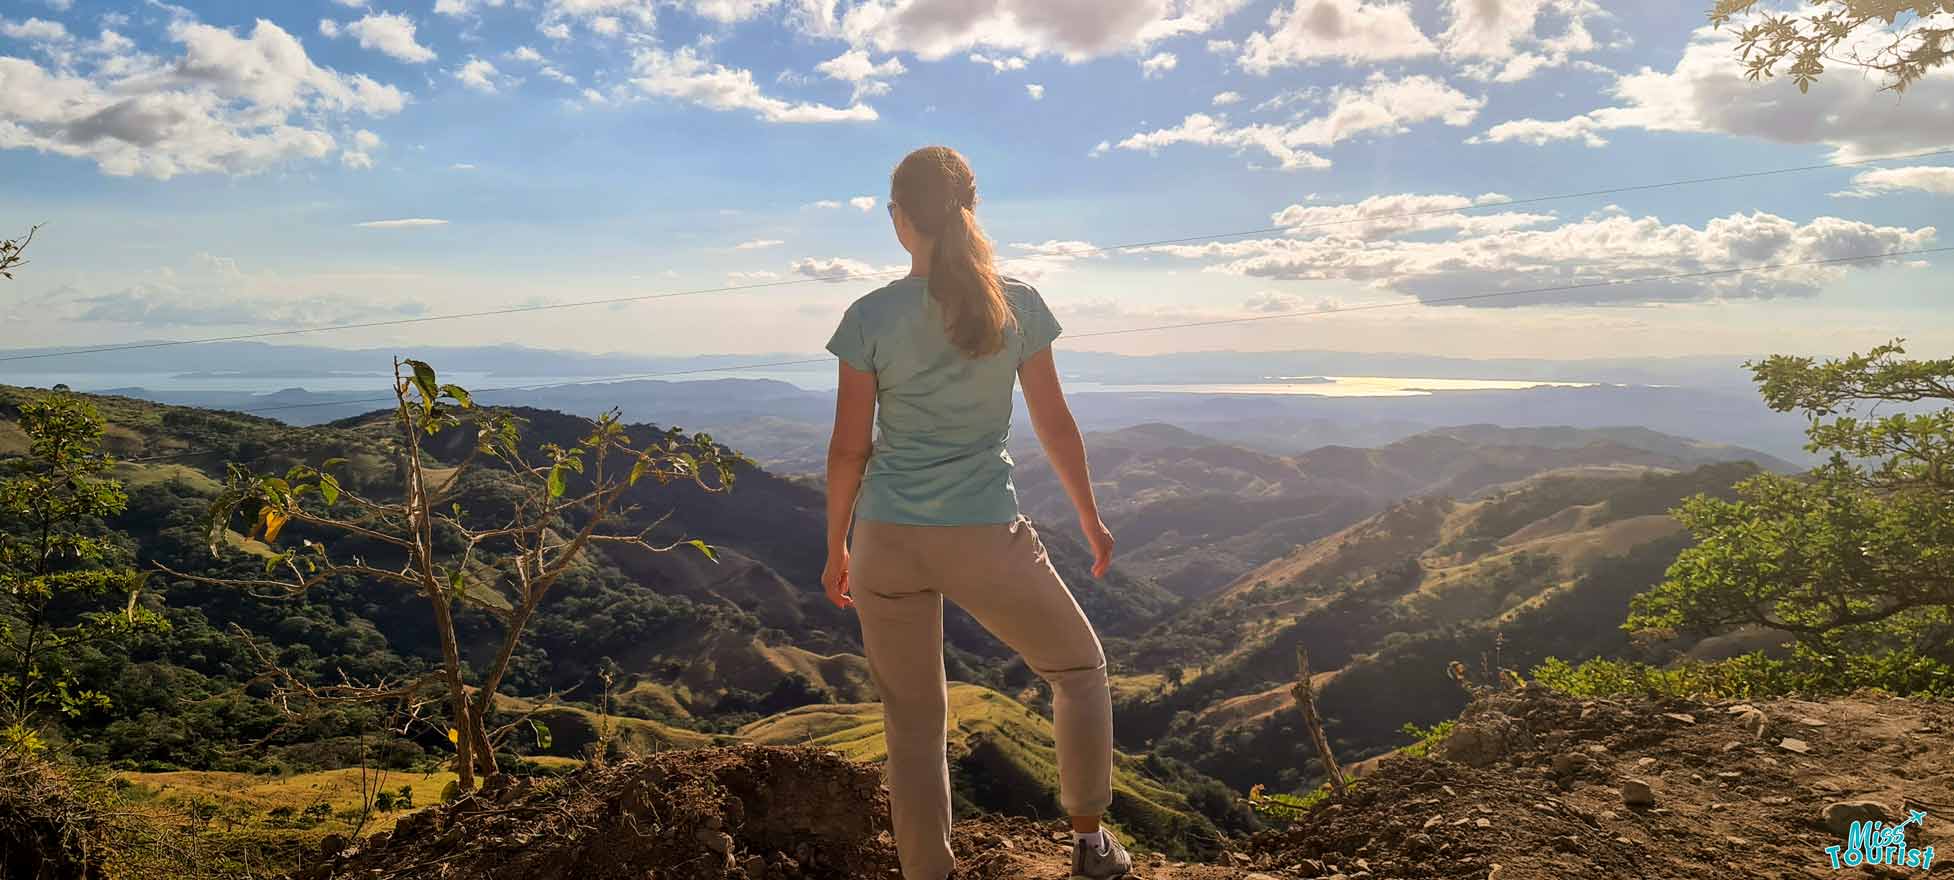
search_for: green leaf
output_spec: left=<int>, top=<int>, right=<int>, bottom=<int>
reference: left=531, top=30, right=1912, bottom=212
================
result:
left=547, top=466, right=566, bottom=499
left=321, top=458, right=348, bottom=470
left=686, top=539, right=718, bottom=563
left=529, top=719, right=553, bottom=751
left=440, top=384, right=474, bottom=408
left=407, top=359, right=439, bottom=404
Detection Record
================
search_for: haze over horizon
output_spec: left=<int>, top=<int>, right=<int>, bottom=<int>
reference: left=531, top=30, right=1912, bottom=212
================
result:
left=2, top=0, right=1950, bottom=363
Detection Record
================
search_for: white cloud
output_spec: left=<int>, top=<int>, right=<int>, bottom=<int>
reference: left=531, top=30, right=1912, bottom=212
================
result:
left=455, top=57, right=502, bottom=92
left=1113, top=74, right=1483, bottom=170
left=1244, top=291, right=1341, bottom=313
left=815, top=49, right=905, bottom=101
left=1025, top=82, right=1044, bottom=100
left=1, top=17, right=70, bottom=42
left=792, top=256, right=880, bottom=281
left=968, top=52, right=1027, bottom=72
left=628, top=46, right=877, bottom=123
left=42, top=0, right=75, bottom=10
left=540, top=21, right=572, bottom=39
left=434, top=0, right=510, bottom=17
left=736, top=238, right=785, bottom=249
left=1836, top=166, right=1954, bottom=198
left=849, top=195, right=877, bottom=212
left=1212, top=90, right=1242, bottom=106
left=330, top=0, right=367, bottom=7
left=1270, top=192, right=1552, bottom=238
left=1449, top=0, right=1602, bottom=83
left=1140, top=51, right=1178, bottom=79
left=799, top=0, right=1249, bottom=61
left=1011, top=240, right=1103, bottom=258
left=504, top=45, right=576, bottom=85
left=356, top=218, right=449, bottom=228
left=1240, top=0, right=1437, bottom=73
left=1472, top=22, right=1954, bottom=160
left=1140, top=208, right=1938, bottom=307
left=318, top=18, right=342, bottom=37
left=686, top=0, right=779, bottom=23
left=807, top=199, right=844, bottom=209
left=0, top=18, right=407, bottom=179
left=338, top=12, right=435, bottom=63
left=450, top=162, right=477, bottom=170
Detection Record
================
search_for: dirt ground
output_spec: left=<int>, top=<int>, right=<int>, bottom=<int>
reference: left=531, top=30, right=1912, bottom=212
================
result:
left=313, top=689, right=1954, bottom=879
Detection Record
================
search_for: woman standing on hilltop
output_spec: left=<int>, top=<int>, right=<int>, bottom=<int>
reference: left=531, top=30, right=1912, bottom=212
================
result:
left=821, top=146, right=1129, bottom=880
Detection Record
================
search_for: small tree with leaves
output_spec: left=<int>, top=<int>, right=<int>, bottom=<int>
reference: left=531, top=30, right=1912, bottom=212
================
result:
left=1711, top=1, right=1953, bottom=92
left=0, top=393, right=166, bottom=749
left=173, top=359, right=737, bottom=790
left=0, top=225, right=35, bottom=281
left=1630, top=341, right=1954, bottom=671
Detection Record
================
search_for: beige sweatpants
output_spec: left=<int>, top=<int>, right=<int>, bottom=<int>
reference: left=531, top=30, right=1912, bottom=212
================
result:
left=850, top=516, right=1116, bottom=880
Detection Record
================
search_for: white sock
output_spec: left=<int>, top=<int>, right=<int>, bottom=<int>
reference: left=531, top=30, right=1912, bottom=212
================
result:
left=1074, top=830, right=1108, bottom=853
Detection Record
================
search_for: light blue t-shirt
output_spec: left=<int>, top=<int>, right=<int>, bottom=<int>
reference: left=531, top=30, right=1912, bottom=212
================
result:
left=826, top=276, right=1062, bottom=526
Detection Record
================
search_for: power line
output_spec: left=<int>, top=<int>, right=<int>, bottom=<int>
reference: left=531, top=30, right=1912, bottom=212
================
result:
left=112, top=242, right=1951, bottom=464
left=7, top=145, right=1951, bottom=368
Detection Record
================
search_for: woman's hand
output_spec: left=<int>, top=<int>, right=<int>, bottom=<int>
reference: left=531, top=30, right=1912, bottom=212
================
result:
left=1081, top=517, right=1116, bottom=579
left=822, top=547, right=855, bottom=609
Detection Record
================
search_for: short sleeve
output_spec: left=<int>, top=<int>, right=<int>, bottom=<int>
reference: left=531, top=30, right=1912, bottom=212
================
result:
left=1015, top=284, right=1063, bottom=364
left=826, top=302, right=874, bottom=372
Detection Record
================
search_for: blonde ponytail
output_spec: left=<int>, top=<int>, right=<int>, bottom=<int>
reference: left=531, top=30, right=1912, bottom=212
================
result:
left=892, top=147, right=1014, bottom=358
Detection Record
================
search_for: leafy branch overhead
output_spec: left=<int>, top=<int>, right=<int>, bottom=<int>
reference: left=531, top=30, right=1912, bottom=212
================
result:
left=1710, top=1, right=1954, bottom=92
left=1629, top=340, right=1954, bottom=664
left=166, top=358, right=743, bottom=790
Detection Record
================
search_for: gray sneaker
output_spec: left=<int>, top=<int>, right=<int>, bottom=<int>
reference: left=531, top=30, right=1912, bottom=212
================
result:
left=1070, top=830, right=1133, bottom=879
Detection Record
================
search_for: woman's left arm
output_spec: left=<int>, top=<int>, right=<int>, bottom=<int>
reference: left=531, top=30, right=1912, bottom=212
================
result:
left=823, top=360, right=877, bottom=609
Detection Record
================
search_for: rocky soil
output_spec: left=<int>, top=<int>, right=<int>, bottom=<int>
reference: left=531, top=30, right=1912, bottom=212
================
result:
left=306, top=689, right=1954, bottom=879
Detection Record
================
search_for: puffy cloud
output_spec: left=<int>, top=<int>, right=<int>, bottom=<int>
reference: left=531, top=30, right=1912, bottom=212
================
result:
left=1112, top=75, right=1482, bottom=170
left=807, top=199, right=844, bottom=209
left=815, top=49, right=905, bottom=100
left=797, top=0, right=1250, bottom=62
left=1269, top=192, right=1553, bottom=238
left=1244, top=291, right=1341, bottom=313
left=849, top=195, right=877, bottom=211
left=1473, top=22, right=1954, bottom=159
left=0, top=18, right=407, bottom=179
left=454, top=57, right=502, bottom=92
left=1443, top=0, right=1602, bottom=82
left=2, top=17, right=70, bottom=42
left=736, top=238, right=785, bottom=249
left=1011, top=240, right=1103, bottom=259
left=434, top=0, right=510, bottom=17
left=1211, top=90, right=1242, bottom=105
left=318, top=18, right=341, bottom=37
left=1836, top=166, right=1954, bottom=198
left=342, top=128, right=382, bottom=168
left=343, top=12, right=436, bottom=63
left=1140, top=51, right=1178, bottom=78
left=1140, top=209, right=1938, bottom=307
left=792, top=256, right=885, bottom=281
left=1239, top=0, right=1436, bottom=73
left=505, top=45, right=575, bottom=84
left=686, top=0, right=780, bottom=23
left=1025, top=82, right=1044, bottom=99
left=356, top=218, right=449, bottom=228
left=968, top=52, right=1027, bottom=72
left=628, top=46, right=877, bottom=123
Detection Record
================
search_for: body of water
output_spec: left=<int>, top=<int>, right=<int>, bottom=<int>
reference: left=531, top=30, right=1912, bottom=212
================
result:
left=3, top=369, right=1597, bottom=399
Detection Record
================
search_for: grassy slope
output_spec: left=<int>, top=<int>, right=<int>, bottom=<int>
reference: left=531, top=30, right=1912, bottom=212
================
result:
left=741, top=683, right=1214, bottom=852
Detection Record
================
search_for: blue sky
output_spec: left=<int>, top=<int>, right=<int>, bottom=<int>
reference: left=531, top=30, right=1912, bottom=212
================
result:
left=0, top=0, right=1949, bottom=363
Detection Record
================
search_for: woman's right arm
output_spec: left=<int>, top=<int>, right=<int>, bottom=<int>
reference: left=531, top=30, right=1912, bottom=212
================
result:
left=1018, top=349, right=1115, bottom=578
